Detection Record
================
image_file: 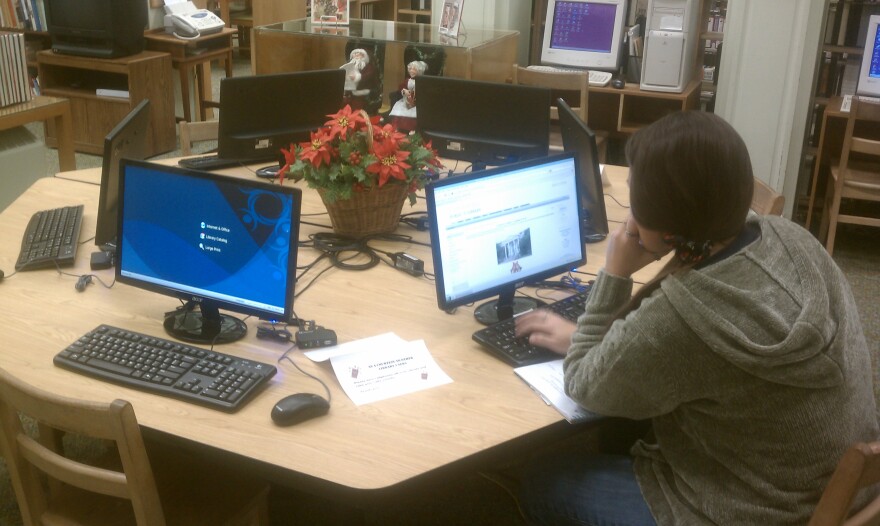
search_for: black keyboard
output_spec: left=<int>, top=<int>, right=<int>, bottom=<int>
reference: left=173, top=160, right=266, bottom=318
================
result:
left=15, top=204, right=84, bottom=271
left=472, top=287, right=591, bottom=367
left=54, top=325, right=277, bottom=412
left=178, top=155, right=247, bottom=171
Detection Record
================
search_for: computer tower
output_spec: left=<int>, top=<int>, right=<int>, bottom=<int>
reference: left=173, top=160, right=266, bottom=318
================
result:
left=640, top=0, right=701, bottom=93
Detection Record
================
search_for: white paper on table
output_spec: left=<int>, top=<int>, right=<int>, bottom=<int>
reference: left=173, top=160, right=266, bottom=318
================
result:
left=329, top=339, right=452, bottom=405
left=514, top=359, right=598, bottom=424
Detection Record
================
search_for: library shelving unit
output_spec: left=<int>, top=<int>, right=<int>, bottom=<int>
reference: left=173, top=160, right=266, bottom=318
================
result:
left=36, top=50, right=176, bottom=156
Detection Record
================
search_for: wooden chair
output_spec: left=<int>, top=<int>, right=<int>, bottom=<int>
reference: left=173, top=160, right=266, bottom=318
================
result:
left=751, top=176, right=785, bottom=215
left=0, top=367, right=269, bottom=526
left=820, top=95, right=880, bottom=255
left=511, top=64, right=606, bottom=161
left=179, top=119, right=219, bottom=156
left=808, top=441, right=880, bottom=526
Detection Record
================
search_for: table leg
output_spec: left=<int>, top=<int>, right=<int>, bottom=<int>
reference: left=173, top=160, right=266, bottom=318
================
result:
left=196, top=63, right=209, bottom=121
left=180, top=65, right=193, bottom=122
left=54, top=102, right=76, bottom=172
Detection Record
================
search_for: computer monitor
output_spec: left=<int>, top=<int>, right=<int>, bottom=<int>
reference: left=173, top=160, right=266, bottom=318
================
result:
left=557, top=98, right=609, bottom=243
left=858, top=15, right=880, bottom=97
left=94, top=99, right=151, bottom=251
left=416, top=76, right=551, bottom=170
left=541, top=0, right=627, bottom=71
left=217, top=69, right=346, bottom=165
left=427, top=153, right=586, bottom=325
left=116, top=160, right=302, bottom=344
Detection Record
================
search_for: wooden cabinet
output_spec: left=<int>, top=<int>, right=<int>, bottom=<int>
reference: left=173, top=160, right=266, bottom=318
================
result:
left=36, top=50, right=176, bottom=156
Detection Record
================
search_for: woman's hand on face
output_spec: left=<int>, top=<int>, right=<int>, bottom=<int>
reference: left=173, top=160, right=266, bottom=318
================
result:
left=514, top=310, right=576, bottom=355
left=604, top=214, right=670, bottom=278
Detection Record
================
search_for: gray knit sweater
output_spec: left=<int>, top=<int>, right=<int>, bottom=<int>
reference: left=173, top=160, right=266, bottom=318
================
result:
left=564, top=214, right=879, bottom=525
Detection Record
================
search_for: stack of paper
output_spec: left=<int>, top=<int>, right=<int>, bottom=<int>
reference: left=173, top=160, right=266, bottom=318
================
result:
left=514, top=359, right=599, bottom=424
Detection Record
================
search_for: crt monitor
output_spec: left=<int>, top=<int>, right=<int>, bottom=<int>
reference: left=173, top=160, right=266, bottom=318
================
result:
left=218, top=69, right=346, bottom=166
left=858, top=15, right=880, bottom=97
left=557, top=98, right=609, bottom=243
left=427, top=153, right=586, bottom=325
left=116, top=160, right=302, bottom=344
left=541, top=0, right=627, bottom=71
left=94, top=99, right=151, bottom=251
left=44, top=0, right=147, bottom=58
left=416, top=76, right=551, bottom=170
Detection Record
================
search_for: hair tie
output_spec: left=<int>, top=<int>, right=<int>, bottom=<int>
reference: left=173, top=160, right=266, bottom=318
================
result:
left=662, top=234, right=713, bottom=264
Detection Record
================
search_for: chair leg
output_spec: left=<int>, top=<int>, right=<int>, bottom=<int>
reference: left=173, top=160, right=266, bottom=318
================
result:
left=823, top=177, right=843, bottom=256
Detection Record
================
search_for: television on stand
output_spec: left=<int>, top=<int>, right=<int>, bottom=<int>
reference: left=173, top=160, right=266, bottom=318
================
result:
left=45, top=0, right=147, bottom=59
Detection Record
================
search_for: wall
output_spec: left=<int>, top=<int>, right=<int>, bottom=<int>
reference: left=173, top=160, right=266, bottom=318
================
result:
left=711, top=0, right=825, bottom=218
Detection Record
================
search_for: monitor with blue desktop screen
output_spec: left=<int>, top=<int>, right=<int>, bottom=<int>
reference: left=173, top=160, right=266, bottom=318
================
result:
left=116, top=160, right=302, bottom=344
left=416, top=76, right=551, bottom=170
left=858, top=15, right=880, bottom=97
left=426, top=153, right=586, bottom=325
left=540, top=0, right=627, bottom=71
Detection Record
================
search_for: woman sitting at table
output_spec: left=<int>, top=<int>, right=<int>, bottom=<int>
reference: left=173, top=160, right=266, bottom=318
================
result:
left=514, top=111, right=879, bottom=525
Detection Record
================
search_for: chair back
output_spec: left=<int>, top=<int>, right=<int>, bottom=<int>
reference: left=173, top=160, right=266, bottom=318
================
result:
left=179, top=120, right=219, bottom=156
left=821, top=95, right=880, bottom=254
left=512, top=64, right=589, bottom=122
left=751, top=176, right=785, bottom=215
left=0, top=367, right=166, bottom=525
left=809, top=441, right=880, bottom=526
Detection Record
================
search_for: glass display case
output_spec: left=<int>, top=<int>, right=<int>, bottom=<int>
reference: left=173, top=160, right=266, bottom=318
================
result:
left=253, top=18, right=519, bottom=110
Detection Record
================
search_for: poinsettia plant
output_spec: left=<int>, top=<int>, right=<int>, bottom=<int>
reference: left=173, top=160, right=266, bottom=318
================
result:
left=277, top=105, right=442, bottom=204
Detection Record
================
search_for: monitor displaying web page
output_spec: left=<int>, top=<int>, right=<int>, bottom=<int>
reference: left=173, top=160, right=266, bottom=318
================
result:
left=427, top=154, right=586, bottom=324
left=117, top=160, right=302, bottom=344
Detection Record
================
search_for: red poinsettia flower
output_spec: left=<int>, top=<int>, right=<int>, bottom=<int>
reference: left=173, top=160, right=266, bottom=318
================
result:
left=324, top=105, right=366, bottom=141
left=276, top=143, right=297, bottom=185
left=373, top=123, right=407, bottom=147
left=299, top=130, right=335, bottom=168
left=423, top=140, right=445, bottom=168
left=367, top=140, right=412, bottom=187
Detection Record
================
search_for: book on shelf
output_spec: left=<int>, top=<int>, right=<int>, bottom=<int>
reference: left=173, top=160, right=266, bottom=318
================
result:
left=0, top=31, right=31, bottom=107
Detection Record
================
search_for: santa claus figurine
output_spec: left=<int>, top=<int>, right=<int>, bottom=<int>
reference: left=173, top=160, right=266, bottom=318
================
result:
left=388, top=60, right=427, bottom=132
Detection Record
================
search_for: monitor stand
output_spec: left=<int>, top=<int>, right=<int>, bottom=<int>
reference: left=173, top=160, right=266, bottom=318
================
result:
left=164, top=301, right=247, bottom=344
left=255, top=164, right=282, bottom=179
left=473, top=287, right=545, bottom=326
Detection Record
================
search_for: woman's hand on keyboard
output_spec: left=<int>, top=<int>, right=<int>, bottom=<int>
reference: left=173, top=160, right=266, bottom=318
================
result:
left=515, top=310, right=576, bottom=355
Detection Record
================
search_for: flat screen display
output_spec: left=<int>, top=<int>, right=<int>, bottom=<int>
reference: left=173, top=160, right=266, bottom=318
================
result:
left=427, top=153, right=586, bottom=323
left=117, top=160, right=302, bottom=343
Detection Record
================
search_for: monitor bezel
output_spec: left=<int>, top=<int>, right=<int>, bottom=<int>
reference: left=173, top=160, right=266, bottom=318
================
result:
left=94, top=99, right=151, bottom=250
left=858, top=15, right=880, bottom=97
left=426, top=153, right=587, bottom=317
left=540, top=0, right=627, bottom=71
left=556, top=98, right=609, bottom=241
left=116, top=159, right=302, bottom=327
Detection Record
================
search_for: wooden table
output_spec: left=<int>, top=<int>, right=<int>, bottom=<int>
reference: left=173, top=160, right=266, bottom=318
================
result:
left=143, top=28, right=237, bottom=122
left=0, top=96, right=75, bottom=172
left=4, top=163, right=656, bottom=504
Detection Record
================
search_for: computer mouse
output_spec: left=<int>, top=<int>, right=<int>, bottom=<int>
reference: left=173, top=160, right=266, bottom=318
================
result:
left=75, top=274, right=93, bottom=292
left=270, top=393, right=330, bottom=426
left=611, top=78, right=626, bottom=89
left=255, top=165, right=281, bottom=179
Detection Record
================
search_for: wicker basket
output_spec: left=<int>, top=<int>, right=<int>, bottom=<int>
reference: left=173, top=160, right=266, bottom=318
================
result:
left=319, top=183, right=408, bottom=238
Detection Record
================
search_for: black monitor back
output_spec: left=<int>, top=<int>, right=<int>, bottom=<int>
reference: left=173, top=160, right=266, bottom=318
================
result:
left=218, top=69, right=346, bottom=163
left=557, top=98, right=608, bottom=242
left=95, top=99, right=151, bottom=249
left=416, top=76, right=551, bottom=167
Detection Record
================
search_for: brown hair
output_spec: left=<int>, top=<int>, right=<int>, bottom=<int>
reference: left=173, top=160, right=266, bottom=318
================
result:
left=618, top=111, right=754, bottom=317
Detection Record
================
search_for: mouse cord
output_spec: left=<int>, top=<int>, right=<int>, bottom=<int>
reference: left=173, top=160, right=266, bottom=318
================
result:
left=278, top=345, right=332, bottom=404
